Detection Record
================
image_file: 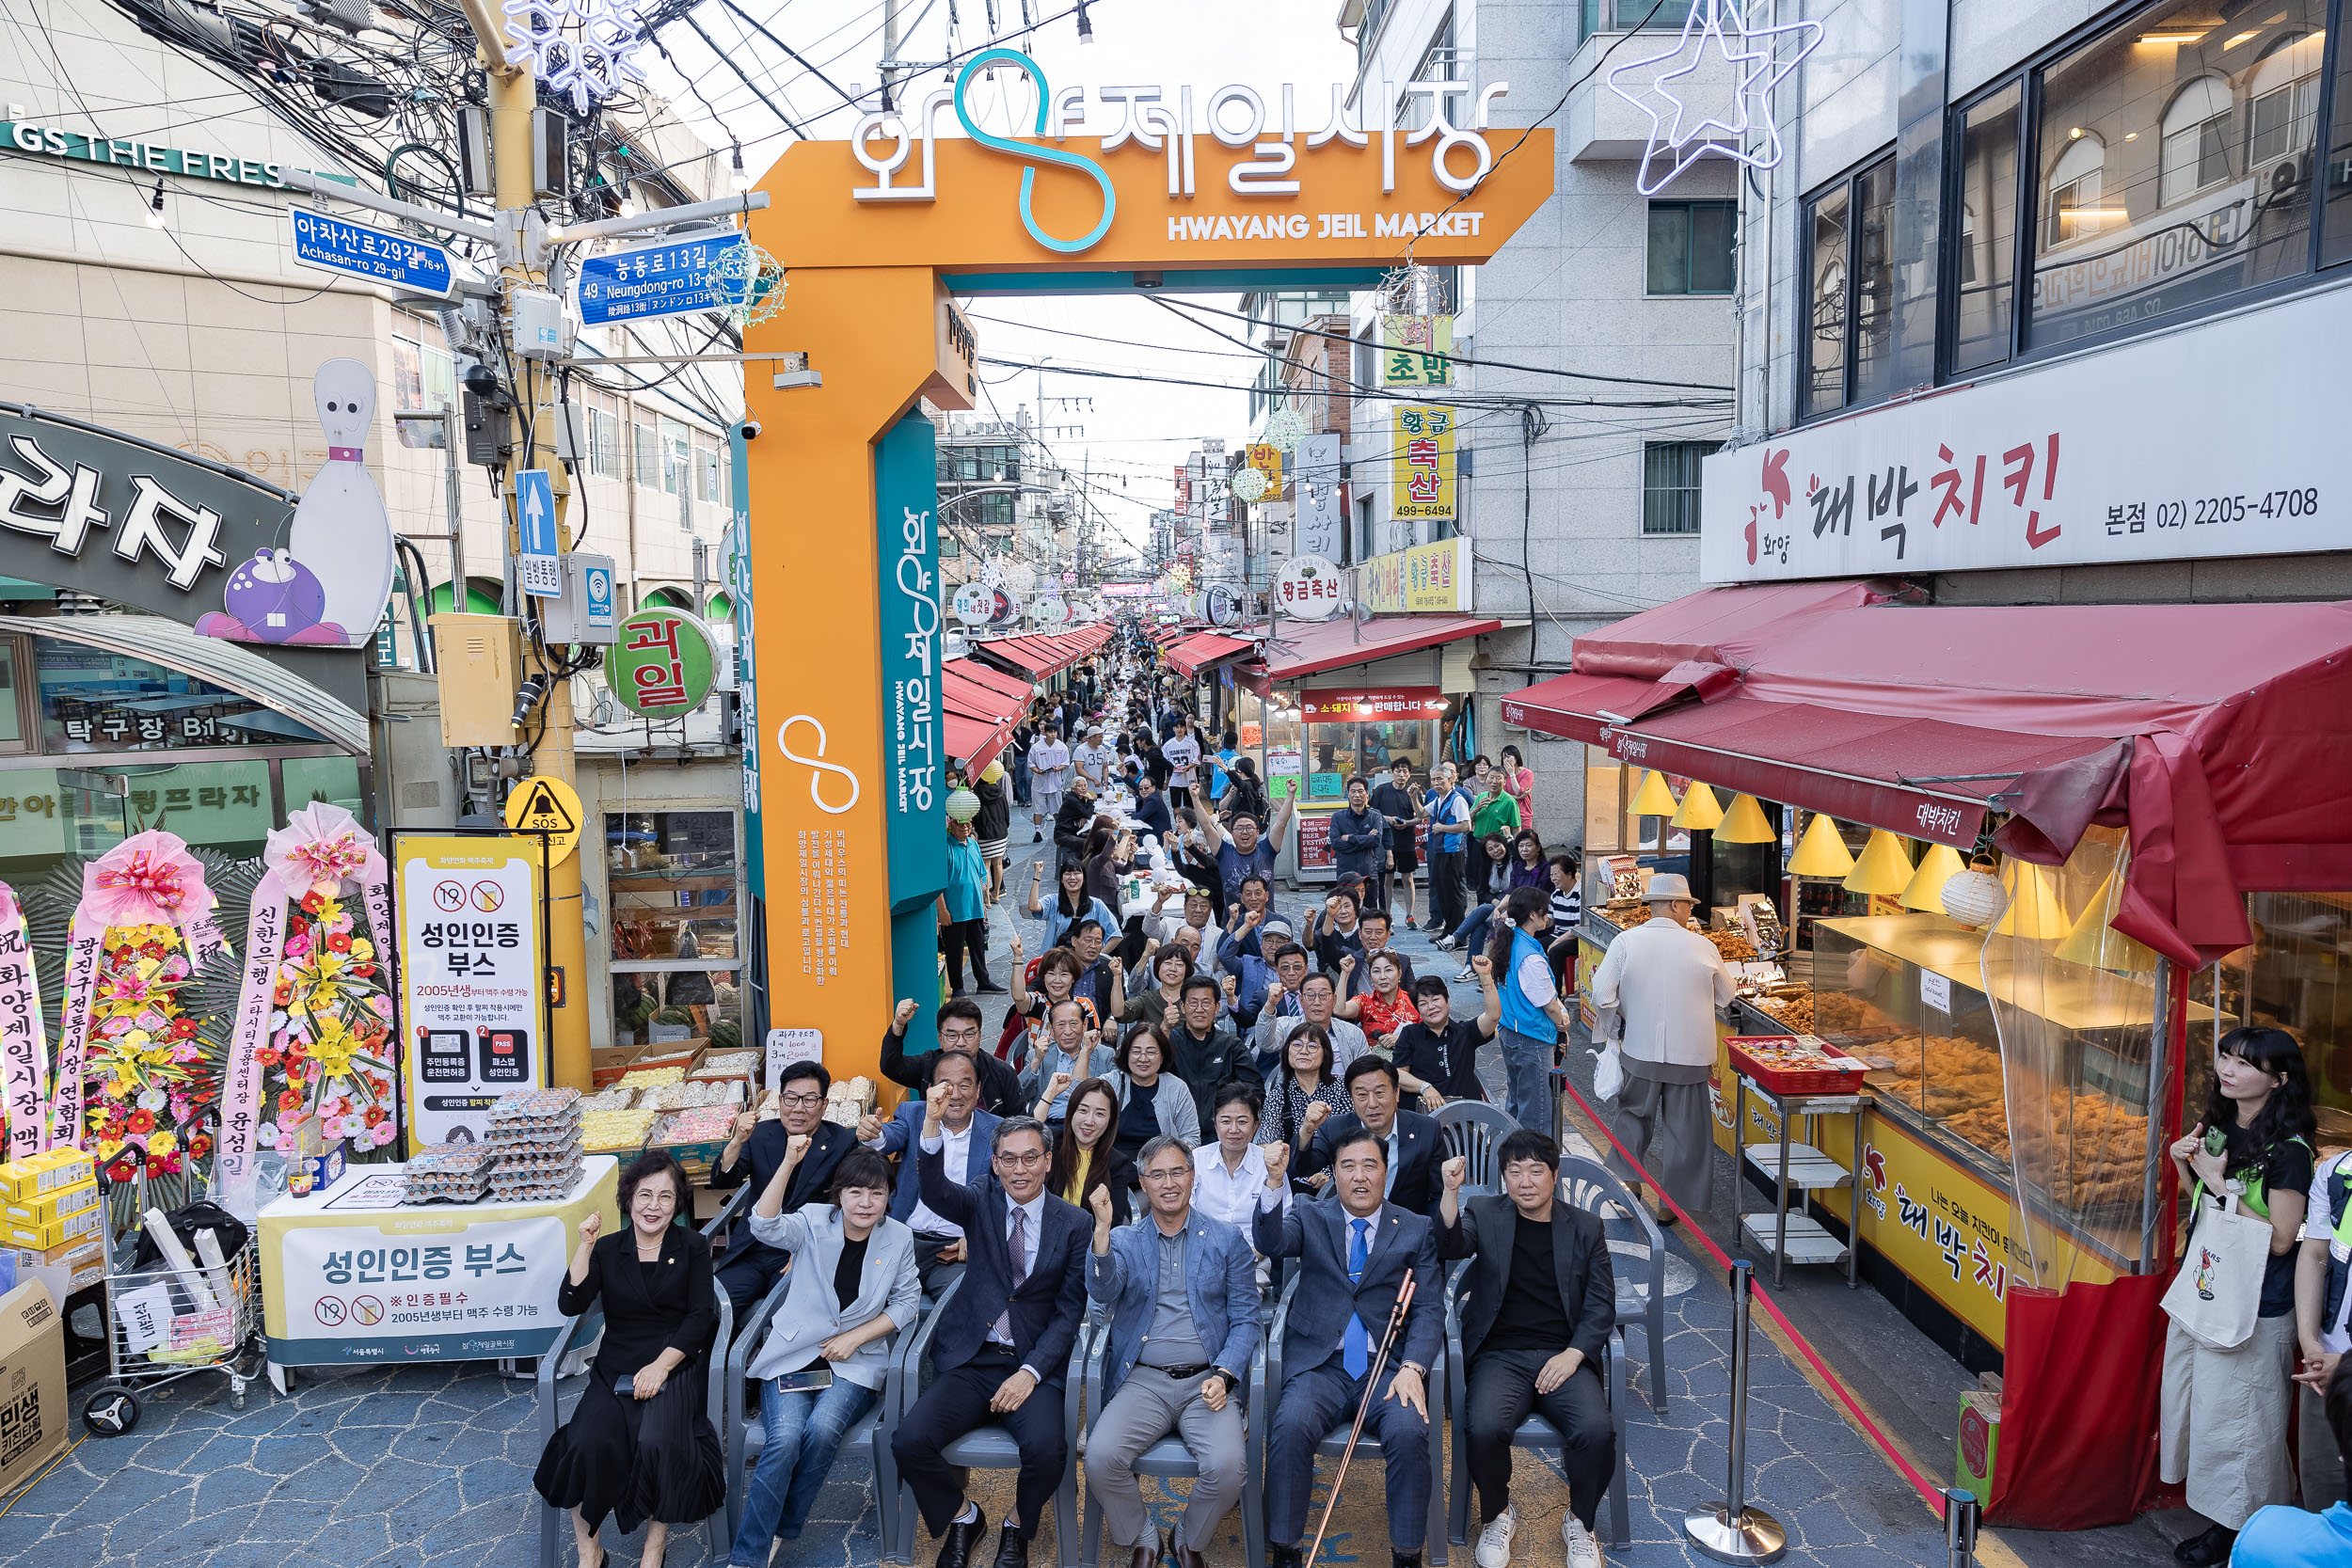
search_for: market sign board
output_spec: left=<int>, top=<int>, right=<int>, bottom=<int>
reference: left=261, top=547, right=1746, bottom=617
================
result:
left=1359, top=536, right=1470, bottom=613
left=1700, top=283, right=2351, bottom=582
left=1380, top=315, right=1454, bottom=386
left=1391, top=405, right=1455, bottom=524
left=2, top=119, right=354, bottom=190
left=604, top=608, right=718, bottom=716
left=395, top=837, right=548, bottom=1148
left=1302, top=688, right=1449, bottom=721
left=0, top=404, right=294, bottom=621
left=1274, top=554, right=1343, bottom=621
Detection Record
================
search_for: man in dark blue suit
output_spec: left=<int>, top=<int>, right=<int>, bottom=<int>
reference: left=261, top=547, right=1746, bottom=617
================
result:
left=1253, top=1130, right=1443, bottom=1568
left=891, top=1084, right=1089, bottom=1568
left=707, top=1057, right=855, bottom=1317
left=1298, top=1056, right=1444, bottom=1216
left=865, top=1050, right=1002, bottom=1295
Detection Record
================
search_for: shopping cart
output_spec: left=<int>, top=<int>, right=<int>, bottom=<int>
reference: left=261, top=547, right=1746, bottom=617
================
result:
left=80, top=1222, right=263, bottom=1437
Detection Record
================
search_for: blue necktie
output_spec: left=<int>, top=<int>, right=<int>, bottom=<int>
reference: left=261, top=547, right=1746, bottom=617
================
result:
left=1344, top=1218, right=1370, bottom=1378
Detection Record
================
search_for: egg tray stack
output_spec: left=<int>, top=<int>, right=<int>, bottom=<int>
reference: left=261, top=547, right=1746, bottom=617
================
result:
left=404, top=1141, right=497, bottom=1205
left=485, top=1087, right=584, bottom=1202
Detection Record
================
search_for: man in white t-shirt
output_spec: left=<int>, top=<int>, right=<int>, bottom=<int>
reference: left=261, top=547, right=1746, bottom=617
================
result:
left=1161, top=716, right=1203, bottom=812
left=1589, top=874, right=1734, bottom=1223
left=2296, top=1147, right=2352, bottom=1509
left=1028, top=726, right=1072, bottom=842
left=1073, top=725, right=1117, bottom=790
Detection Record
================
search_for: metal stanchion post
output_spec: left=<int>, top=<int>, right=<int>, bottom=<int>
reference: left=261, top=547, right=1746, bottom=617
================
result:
left=1944, top=1488, right=1980, bottom=1568
left=1684, top=1260, right=1788, bottom=1564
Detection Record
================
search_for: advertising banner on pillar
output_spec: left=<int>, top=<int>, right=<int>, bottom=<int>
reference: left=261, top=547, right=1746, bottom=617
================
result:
left=1294, top=435, right=1343, bottom=559
left=394, top=837, right=548, bottom=1148
left=875, top=414, right=947, bottom=1038
left=1700, top=287, right=2352, bottom=583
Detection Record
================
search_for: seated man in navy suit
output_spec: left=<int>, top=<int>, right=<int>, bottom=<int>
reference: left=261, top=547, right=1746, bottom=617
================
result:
left=707, top=1057, right=854, bottom=1317
left=890, top=1086, right=1089, bottom=1568
left=1253, top=1132, right=1442, bottom=1568
left=1298, top=1056, right=1443, bottom=1215
left=862, top=1050, right=1001, bottom=1296
left=1438, top=1130, right=1616, bottom=1568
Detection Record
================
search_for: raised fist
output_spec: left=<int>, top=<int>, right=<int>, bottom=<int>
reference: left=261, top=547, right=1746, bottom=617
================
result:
left=786, top=1132, right=813, bottom=1164
left=1262, top=1141, right=1292, bottom=1186
left=1441, top=1155, right=1467, bottom=1192
left=1009, top=933, right=1025, bottom=959
left=856, top=1113, right=883, bottom=1144
left=1470, top=955, right=1492, bottom=977
left=1339, top=953, right=1356, bottom=974
left=893, top=998, right=920, bottom=1031
left=578, top=1212, right=601, bottom=1244
left=925, top=1080, right=954, bottom=1126
left=731, top=1107, right=759, bottom=1142
left=1047, top=1071, right=1074, bottom=1101
left=1302, top=1101, right=1331, bottom=1133
left=1265, top=974, right=1286, bottom=1001
left=1088, top=1184, right=1115, bottom=1227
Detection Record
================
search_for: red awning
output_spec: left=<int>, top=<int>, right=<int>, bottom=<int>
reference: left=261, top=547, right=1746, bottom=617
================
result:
left=1502, top=583, right=2352, bottom=965
left=952, top=658, right=1036, bottom=706
left=1250, top=612, right=1501, bottom=682
left=1166, top=631, right=1258, bottom=679
left=941, top=656, right=1032, bottom=771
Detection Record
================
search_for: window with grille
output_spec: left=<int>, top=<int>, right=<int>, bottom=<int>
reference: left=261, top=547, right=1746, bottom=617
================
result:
left=1641, top=441, right=1719, bottom=535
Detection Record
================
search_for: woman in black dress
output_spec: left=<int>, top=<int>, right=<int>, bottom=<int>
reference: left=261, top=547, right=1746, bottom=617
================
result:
left=534, top=1151, right=725, bottom=1567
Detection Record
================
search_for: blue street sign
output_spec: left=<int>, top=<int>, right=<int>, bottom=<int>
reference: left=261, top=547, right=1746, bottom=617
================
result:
left=291, top=209, right=453, bottom=296
left=515, top=468, right=561, bottom=599
left=575, top=232, right=746, bottom=325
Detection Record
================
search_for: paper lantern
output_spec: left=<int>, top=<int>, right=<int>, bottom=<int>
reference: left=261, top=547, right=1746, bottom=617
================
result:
left=1900, top=843, right=1967, bottom=912
left=945, top=788, right=980, bottom=824
left=1994, top=861, right=2071, bottom=940
left=1671, top=782, right=1724, bottom=832
left=1713, top=792, right=1775, bottom=844
left=2054, top=871, right=2159, bottom=972
left=1842, top=830, right=1914, bottom=895
left=1940, top=856, right=2006, bottom=927
left=1787, top=813, right=1856, bottom=878
left=1628, top=768, right=1678, bottom=817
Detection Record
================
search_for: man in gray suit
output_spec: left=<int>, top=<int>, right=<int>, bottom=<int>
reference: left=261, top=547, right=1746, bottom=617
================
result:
left=1084, top=1135, right=1261, bottom=1568
left=1253, top=1133, right=1442, bottom=1568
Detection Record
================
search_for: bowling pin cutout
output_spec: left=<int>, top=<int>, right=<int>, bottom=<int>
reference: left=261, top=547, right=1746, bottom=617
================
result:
left=286, top=357, right=396, bottom=643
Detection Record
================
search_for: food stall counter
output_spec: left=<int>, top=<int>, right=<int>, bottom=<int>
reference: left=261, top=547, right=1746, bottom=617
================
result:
left=260, top=1156, right=619, bottom=1370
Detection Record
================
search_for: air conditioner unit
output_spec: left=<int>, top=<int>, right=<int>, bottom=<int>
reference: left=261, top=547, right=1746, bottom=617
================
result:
left=2255, top=150, right=2312, bottom=211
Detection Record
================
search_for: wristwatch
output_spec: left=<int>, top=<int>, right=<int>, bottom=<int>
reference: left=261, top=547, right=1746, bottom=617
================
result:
left=1397, top=1360, right=1426, bottom=1381
left=1212, top=1369, right=1237, bottom=1397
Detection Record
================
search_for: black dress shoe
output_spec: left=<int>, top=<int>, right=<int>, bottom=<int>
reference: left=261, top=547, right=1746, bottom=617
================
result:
left=1393, top=1554, right=1422, bottom=1568
left=992, top=1526, right=1030, bottom=1568
left=2174, top=1525, right=2234, bottom=1566
left=1269, top=1544, right=1304, bottom=1568
left=935, top=1509, right=988, bottom=1568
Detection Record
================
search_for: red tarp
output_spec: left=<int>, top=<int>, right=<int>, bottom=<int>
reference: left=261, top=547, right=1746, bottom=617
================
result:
left=1165, top=631, right=1258, bottom=679
left=941, top=656, right=1032, bottom=771
left=972, top=623, right=1107, bottom=679
left=1253, top=612, right=1502, bottom=682
left=1504, top=583, right=2352, bottom=968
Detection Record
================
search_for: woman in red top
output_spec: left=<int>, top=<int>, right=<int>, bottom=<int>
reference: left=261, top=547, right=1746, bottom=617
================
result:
left=1340, top=950, right=1422, bottom=1053
left=1497, top=743, right=1535, bottom=832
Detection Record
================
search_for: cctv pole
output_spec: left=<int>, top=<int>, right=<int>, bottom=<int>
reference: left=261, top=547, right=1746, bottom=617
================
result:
left=460, top=0, right=593, bottom=1091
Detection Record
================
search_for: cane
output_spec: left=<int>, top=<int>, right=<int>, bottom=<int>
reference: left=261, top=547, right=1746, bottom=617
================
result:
left=1303, top=1274, right=1420, bottom=1568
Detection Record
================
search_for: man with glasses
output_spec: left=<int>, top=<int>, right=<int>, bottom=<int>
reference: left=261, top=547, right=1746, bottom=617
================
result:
left=881, top=996, right=1027, bottom=1119
left=863, top=1048, right=1001, bottom=1295
left=1084, top=1135, right=1260, bottom=1568
left=893, top=1099, right=1089, bottom=1568
left=709, top=1058, right=855, bottom=1317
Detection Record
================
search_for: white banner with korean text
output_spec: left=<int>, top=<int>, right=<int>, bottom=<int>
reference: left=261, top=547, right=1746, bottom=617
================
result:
left=267, top=1213, right=567, bottom=1363
left=1700, top=286, right=2350, bottom=583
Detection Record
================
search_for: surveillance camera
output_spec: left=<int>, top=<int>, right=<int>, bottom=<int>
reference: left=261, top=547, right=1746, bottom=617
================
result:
left=740, top=420, right=762, bottom=440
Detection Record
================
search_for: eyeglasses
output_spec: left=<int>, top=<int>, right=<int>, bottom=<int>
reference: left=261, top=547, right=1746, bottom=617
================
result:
left=996, top=1150, right=1048, bottom=1168
left=779, top=1091, right=823, bottom=1107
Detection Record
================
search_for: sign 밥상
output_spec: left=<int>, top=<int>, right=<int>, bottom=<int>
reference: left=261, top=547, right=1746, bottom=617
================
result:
left=395, top=837, right=548, bottom=1148
left=290, top=210, right=453, bottom=297
left=575, top=233, right=749, bottom=327
left=604, top=608, right=718, bottom=716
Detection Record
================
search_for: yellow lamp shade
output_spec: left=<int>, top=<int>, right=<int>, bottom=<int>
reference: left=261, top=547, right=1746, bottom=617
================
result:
left=2053, top=872, right=2160, bottom=972
left=1841, top=830, right=1915, bottom=896
left=1787, top=812, right=1857, bottom=878
left=1629, top=768, right=1679, bottom=817
left=1672, top=782, right=1725, bottom=832
left=1713, top=792, right=1775, bottom=844
left=1994, top=861, right=2071, bottom=940
left=1899, top=843, right=1967, bottom=912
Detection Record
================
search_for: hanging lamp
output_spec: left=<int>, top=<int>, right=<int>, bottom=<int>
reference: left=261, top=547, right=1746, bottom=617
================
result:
left=1713, top=792, right=1775, bottom=843
left=1941, top=855, right=2006, bottom=927
left=1787, top=812, right=1857, bottom=878
left=1671, top=781, right=1725, bottom=831
left=1994, top=860, right=2072, bottom=940
left=1628, top=768, right=1678, bottom=817
left=1842, top=830, right=1914, bottom=895
left=1900, top=843, right=1967, bottom=912
left=2053, top=870, right=2159, bottom=972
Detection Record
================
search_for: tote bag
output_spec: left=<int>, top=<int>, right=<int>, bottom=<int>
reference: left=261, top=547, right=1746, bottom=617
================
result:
left=2159, top=1188, right=2270, bottom=1351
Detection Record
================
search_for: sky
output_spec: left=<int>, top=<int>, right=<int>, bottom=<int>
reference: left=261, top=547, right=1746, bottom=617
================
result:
left=640, top=0, right=1361, bottom=570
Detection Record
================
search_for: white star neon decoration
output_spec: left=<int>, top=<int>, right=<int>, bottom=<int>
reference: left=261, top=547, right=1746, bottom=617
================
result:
left=1603, top=0, right=1822, bottom=197
left=502, top=0, right=651, bottom=117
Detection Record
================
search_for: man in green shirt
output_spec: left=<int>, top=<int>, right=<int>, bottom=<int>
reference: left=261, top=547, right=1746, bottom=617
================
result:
left=1470, top=779, right=1521, bottom=841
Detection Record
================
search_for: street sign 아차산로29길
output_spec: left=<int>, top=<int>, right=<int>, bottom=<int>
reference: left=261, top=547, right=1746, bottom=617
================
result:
left=575, top=232, right=747, bottom=326
left=514, top=468, right=561, bottom=598
left=291, top=210, right=453, bottom=296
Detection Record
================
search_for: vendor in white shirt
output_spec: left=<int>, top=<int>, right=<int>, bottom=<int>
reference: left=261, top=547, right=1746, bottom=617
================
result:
left=1588, top=873, right=1733, bottom=1224
left=1194, top=1081, right=1290, bottom=1233
left=1073, top=725, right=1118, bottom=789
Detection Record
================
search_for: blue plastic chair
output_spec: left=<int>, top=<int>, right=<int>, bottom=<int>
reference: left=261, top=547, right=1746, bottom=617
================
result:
left=1434, top=1101, right=1516, bottom=1196
left=1075, top=1314, right=1268, bottom=1568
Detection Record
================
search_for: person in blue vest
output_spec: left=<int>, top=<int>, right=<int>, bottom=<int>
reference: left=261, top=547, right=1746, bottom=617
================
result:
left=2296, top=1138, right=2352, bottom=1512
left=1485, top=885, right=1574, bottom=1132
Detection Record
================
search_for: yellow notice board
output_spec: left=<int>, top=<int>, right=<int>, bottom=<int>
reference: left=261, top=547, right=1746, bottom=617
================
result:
left=395, top=836, right=549, bottom=1148
left=1391, top=405, right=1455, bottom=522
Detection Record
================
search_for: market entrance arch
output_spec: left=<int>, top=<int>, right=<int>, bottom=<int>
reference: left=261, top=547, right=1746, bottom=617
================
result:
left=739, top=55, right=1553, bottom=1072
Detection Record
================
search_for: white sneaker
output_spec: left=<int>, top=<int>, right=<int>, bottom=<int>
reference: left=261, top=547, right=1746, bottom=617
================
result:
left=1454, top=965, right=1476, bottom=984
left=1474, top=1506, right=1517, bottom=1568
left=1563, top=1513, right=1603, bottom=1568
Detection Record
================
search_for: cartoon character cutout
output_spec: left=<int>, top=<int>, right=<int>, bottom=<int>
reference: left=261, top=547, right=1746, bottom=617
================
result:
left=198, top=358, right=397, bottom=647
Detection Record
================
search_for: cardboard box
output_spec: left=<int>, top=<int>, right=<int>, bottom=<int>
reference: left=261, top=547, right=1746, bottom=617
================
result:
left=4, top=1199, right=101, bottom=1252
left=8, top=1240, right=102, bottom=1298
left=0, top=1281, right=68, bottom=1493
left=6, top=1181, right=96, bottom=1227
left=0, top=1150, right=91, bottom=1203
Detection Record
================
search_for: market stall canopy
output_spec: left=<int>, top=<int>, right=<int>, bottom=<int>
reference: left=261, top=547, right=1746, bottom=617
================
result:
left=1165, top=631, right=1258, bottom=680
left=969, top=624, right=1105, bottom=680
left=1235, top=612, right=1502, bottom=689
left=0, top=611, right=369, bottom=754
left=1502, top=583, right=2352, bottom=966
left=942, top=657, right=1029, bottom=771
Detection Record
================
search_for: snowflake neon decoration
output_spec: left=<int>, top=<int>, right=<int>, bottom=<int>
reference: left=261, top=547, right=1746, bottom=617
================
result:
left=706, top=239, right=787, bottom=326
left=1602, top=0, right=1822, bottom=197
left=1230, top=467, right=1269, bottom=503
left=501, top=0, right=652, bottom=117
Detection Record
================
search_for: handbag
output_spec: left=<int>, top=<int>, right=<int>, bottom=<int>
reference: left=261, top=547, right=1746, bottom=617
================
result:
left=2159, top=1186, right=2270, bottom=1350
left=1590, top=1040, right=1626, bottom=1102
